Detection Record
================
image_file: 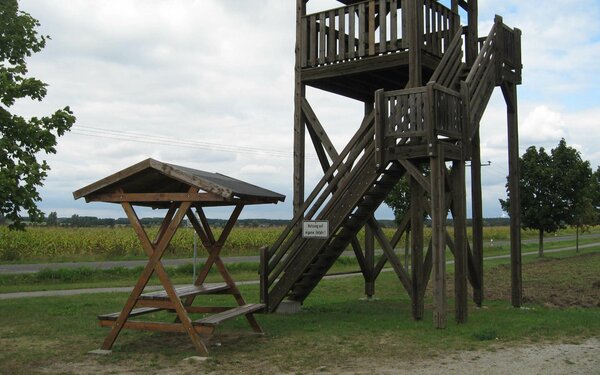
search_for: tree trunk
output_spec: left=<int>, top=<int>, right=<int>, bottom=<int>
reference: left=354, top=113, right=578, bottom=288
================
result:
left=576, top=225, right=580, bottom=253
left=538, top=229, right=544, bottom=257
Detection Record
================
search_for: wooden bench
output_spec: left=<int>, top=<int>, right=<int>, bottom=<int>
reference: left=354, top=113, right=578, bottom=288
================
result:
left=193, top=303, right=265, bottom=327
left=138, top=283, right=230, bottom=301
left=98, top=307, right=162, bottom=321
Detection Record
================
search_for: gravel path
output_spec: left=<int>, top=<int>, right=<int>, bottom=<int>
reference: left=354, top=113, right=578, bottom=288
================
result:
left=398, top=338, right=600, bottom=375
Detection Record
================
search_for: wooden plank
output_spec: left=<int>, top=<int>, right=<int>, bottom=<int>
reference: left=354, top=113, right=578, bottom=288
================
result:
left=424, top=1, right=432, bottom=54
left=328, top=10, right=336, bottom=63
left=87, top=192, right=227, bottom=203
left=375, top=89, right=386, bottom=170
left=319, top=13, right=326, bottom=65
left=390, top=0, right=398, bottom=51
left=379, top=0, right=387, bottom=54
left=369, top=0, right=376, bottom=55
left=302, top=16, right=308, bottom=67
left=338, top=7, right=346, bottom=59
left=358, top=3, right=366, bottom=57
left=99, top=320, right=214, bottom=336
left=98, top=307, right=162, bottom=321
left=194, top=304, right=265, bottom=327
left=309, top=15, right=317, bottom=66
left=348, top=5, right=356, bottom=59
left=139, top=283, right=230, bottom=301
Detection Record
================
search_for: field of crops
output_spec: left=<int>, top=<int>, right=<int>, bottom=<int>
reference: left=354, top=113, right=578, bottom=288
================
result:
left=0, top=224, right=588, bottom=262
left=0, top=226, right=290, bottom=261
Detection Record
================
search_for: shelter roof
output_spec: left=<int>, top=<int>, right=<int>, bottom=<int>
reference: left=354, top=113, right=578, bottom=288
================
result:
left=73, top=158, right=285, bottom=208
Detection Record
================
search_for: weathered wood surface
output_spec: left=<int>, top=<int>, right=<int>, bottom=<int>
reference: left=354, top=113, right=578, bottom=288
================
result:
left=301, top=0, right=458, bottom=68
left=138, top=284, right=230, bottom=301
left=194, top=304, right=265, bottom=327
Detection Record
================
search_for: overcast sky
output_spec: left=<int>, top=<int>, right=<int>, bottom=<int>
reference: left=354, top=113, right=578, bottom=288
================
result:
left=14, top=0, right=600, bottom=220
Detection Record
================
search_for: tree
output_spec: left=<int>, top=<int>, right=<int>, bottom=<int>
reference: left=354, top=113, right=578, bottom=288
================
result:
left=500, top=139, right=594, bottom=256
left=500, top=145, right=560, bottom=256
left=384, top=176, right=411, bottom=224
left=551, top=139, right=593, bottom=252
left=45, top=211, right=58, bottom=226
left=591, top=167, right=600, bottom=223
left=0, top=1, right=75, bottom=230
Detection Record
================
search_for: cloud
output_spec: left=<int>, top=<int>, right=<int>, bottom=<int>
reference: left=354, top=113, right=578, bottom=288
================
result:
left=11, top=0, right=600, bottom=220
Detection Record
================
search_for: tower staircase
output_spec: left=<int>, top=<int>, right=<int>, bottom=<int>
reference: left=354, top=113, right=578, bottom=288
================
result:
left=261, top=10, right=521, bottom=313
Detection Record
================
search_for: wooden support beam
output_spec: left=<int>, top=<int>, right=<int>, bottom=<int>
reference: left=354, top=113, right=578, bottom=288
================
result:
left=399, top=160, right=431, bottom=194
left=87, top=192, right=227, bottom=203
left=302, top=98, right=339, bottom=162
left=410, top=176, right=425, bottom=320
left=407, top=0, right=423, bottom=88
left=367, top=218, right=412, bottom=297
left=502, top=81, right=522, bottom=308
left=364, top=222, right=375, bottom=297
left=451, top=160, right=468, bottom=323
left=294, top=0, right=307, bottom=216
left=430, top=146, right=447, bottom=329
left=465, top=0, right=478, bottom=66
left=470, top=131, right=484, bottom=306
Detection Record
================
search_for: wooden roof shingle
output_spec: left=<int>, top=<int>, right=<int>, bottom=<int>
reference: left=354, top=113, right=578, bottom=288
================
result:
left=73, top=158, right=285, bottom=208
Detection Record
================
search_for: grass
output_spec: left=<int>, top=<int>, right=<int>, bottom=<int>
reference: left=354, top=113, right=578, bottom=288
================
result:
left=0, top=252, right=599, bottom=374
left=0, top=257, right=364, bottom=294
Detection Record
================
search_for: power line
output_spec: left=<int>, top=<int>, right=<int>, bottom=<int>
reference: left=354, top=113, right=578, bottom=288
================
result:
left=70, top=125, right=319, bottom=159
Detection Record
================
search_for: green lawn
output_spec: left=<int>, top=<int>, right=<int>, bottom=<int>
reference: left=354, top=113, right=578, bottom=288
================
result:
left=0, top=251, right=598, bottom=374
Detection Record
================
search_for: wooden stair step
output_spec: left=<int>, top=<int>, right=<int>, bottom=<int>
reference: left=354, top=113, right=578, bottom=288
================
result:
left=193, top=303, right=265, bottom=326
left=139, top=283, right=230, bottom=301
left=98, top=307, right=161, bottom=321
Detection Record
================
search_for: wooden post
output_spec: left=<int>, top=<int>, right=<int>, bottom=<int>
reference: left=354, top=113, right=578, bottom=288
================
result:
left=364, top=100, right=376, bottom=298
left=471, top=132, right=484, bottom=306
left=451, top=160, right=468, bottom=323
left=293, top=0, right=307, bottom=215
left=465, top=0, right=478, bottom=66
left=407, top=0, right=423, bottom=88
left=430, top=146, right=447, bottom=328
left=410, top=177, right=424, bottom=320
left=502, top=81, right=522, bottom=308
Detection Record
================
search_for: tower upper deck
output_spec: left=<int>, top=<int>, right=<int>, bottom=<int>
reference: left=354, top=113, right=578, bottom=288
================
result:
left=300, top=0, right=460, bottom=101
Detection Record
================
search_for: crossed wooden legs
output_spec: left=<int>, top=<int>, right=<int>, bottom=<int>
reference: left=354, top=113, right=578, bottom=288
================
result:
left=184, top=205, right=263, bottom=334
left=98, top=196, right=263, bottom=356
left=101, top=196, right=209, bottom=354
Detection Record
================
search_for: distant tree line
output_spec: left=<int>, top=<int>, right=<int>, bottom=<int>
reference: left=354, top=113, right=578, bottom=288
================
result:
left=384, top=139, right=599, bottom=256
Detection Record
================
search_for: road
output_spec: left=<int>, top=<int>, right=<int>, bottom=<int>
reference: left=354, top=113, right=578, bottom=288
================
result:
left=2, top=232, right=600, bottom=275
left=1, top=241, right=598, bottom=300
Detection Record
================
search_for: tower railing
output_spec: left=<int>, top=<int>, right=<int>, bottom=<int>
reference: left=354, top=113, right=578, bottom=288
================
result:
left=375, top=82, right=463, bottom=166
left=301, top=0, right=459, bottom=68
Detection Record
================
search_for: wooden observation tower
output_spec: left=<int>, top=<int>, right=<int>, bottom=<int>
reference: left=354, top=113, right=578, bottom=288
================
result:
left=261, top=0, right=522, bottom=327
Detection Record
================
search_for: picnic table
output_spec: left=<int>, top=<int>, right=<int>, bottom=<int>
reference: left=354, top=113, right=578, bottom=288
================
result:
left=73, top=158, right=284, bottom=356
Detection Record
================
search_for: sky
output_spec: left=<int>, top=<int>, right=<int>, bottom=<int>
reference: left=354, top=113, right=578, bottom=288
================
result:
left=13, top=0, right=600, bottom=220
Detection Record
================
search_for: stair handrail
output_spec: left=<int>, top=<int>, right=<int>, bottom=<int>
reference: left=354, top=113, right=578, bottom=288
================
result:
left=266, top=141, right=376, bottom=288
left=429, top=26, right=465, bottom=88
left=265, top=112, right=375, bottom=269
left=465, top=16, right=501, bottom=86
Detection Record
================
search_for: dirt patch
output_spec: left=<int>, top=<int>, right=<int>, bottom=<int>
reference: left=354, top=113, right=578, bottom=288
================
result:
left=484, top=253, right=600, bottom=308
left=36, top=338, right=600, bottom=375
left=330, top=338, right=600, bottom=375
